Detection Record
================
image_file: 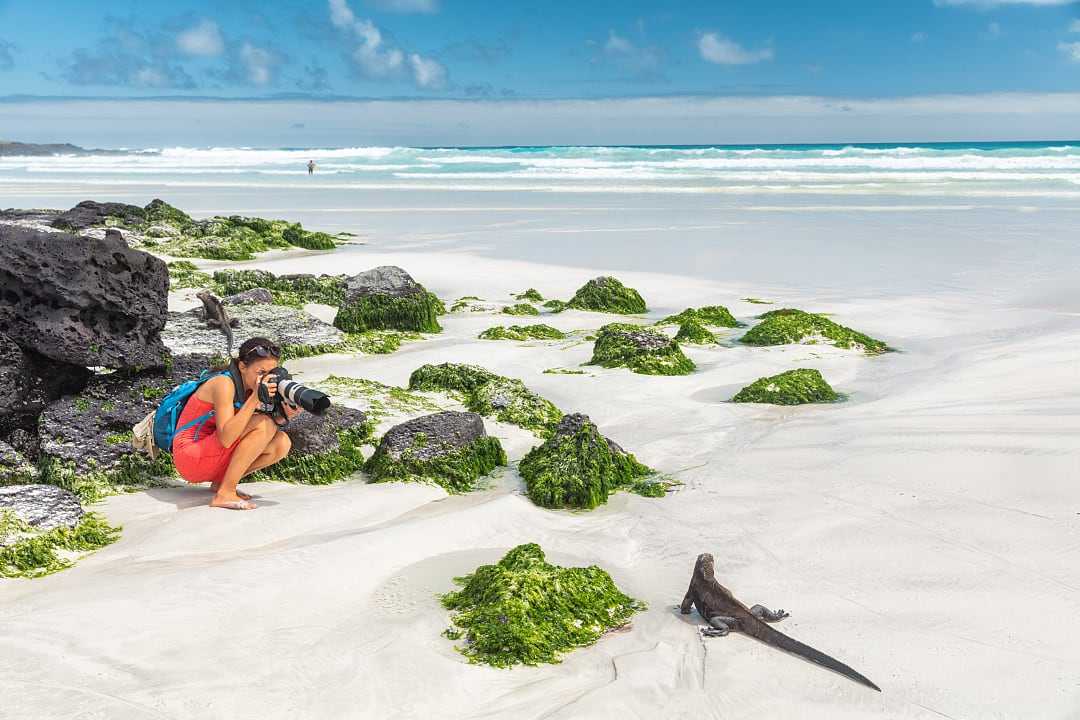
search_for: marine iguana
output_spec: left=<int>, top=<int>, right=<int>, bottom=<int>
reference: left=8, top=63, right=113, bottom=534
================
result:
left=680, top=553, right=880, bottom=692
left=196, top=290, right=240, bottom=355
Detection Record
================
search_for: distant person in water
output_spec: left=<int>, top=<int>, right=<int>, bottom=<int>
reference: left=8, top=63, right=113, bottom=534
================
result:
left=307, top=159, right=315, bottom=175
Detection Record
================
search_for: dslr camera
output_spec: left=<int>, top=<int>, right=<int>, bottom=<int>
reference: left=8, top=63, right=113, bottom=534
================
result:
left=257, top=367, right=331, bottom=417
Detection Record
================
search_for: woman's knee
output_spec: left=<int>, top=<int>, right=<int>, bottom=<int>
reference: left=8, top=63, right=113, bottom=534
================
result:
left=272, top=431, right=291, bottom=459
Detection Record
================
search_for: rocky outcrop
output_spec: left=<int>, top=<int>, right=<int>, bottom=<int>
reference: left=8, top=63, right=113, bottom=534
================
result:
left=364, top=411, right=506, bottom=492
left=223, top=288, right=274, bottom=305
left=731, top=368, right=840, bottom=405
left=162, top=303, right=344, bottom=358
left=0, top=484, right=84, bottom=532
left=588, top=323, right=695, bottom=376
left=334, top=266, right=442, bottom=333
left=51, top=200, right=146, bottom=231
left=0, top=440, right=38, bottom=484
left=0, top=224, right=169, bottom=368
left=518, top=413, right=661, bottom=509
left=740, top=309, right=889, bottom=354
left=0, top=334, right=90, bottom=437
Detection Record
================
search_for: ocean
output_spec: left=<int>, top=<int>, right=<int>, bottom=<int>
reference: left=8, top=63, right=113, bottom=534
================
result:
left=2, top=141, right=1080, bottom=198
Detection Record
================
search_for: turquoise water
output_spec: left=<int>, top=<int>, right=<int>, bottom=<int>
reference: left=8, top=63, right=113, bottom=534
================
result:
left=2, top=141, right=1080, bottom=198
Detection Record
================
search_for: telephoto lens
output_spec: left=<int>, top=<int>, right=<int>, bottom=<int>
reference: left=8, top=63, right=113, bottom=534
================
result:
left=268, top=367, right=331, bottom=415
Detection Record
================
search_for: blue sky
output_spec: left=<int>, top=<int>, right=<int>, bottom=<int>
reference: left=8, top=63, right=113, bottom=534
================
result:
left=1, top=0, right=1079, bottom=99
left=2, top=0, right=1080, bottom=145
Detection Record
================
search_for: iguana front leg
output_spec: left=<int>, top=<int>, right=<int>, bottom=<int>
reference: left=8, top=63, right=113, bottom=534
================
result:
left=702, top=616, right=738, bottom=637
left=750, top=604, right=790, bottom=622
left=206, top=318, right=221, bottom=329
left=680, top=585, right=695, bottom=614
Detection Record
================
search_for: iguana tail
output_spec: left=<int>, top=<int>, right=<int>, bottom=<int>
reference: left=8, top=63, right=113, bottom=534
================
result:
left=223, top=323, right=234, bottom=356
left=740, top=615, right=881, bottom=692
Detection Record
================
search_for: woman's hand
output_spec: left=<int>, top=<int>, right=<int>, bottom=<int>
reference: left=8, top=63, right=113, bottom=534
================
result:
left=282, top=402, right=303, bottom=420
left=258, top=373, right=278, bottom=405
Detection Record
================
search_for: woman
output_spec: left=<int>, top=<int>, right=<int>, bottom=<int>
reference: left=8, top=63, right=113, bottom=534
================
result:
left=173, top=337, right=302, bottom=510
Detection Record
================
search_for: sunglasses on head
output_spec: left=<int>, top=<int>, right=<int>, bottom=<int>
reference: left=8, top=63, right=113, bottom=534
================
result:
left=242, top=344, right=281, bottom=361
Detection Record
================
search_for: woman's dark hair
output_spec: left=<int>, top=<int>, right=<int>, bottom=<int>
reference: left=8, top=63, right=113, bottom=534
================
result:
left=210, top=337, right=281, bottom=371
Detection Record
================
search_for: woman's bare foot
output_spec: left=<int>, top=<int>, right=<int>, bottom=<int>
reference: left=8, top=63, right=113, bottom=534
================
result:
left=211, top=482, right=252, bottom=500
left=210, top=495, right=257, bottom=510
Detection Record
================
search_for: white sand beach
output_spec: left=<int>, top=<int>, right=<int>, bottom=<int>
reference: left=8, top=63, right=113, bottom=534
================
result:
left=1, top=174, right=1079, bottom=720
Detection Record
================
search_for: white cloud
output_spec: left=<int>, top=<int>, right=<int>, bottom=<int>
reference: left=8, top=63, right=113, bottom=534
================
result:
left=911, top=32, right=928, bottom=43
left=328, top=0, right=445, bottom=89
left=599, top=30, right=662, bottom=79
left=698, top=32, right=773, bottom=65
left=1059, top=41, right=1080, bottom=61
left=409, top=53, right=446, bottom=88
left=240, top=43, right=277, bottom=85
left=370, top=0, right=438, bottom=13
left=934, top=0, right=1075, bottom=6
left=176, top=19, right=224, bottom=57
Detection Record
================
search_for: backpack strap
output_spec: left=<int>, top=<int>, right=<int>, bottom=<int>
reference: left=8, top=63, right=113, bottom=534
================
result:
left=182, top=367, right=247, bottom=443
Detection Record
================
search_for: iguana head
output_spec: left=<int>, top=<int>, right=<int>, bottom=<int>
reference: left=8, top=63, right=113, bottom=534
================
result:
left=695, top=552, right=715, bottom=580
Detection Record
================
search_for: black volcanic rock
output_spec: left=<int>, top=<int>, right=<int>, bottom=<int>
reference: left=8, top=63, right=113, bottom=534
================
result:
left=0, top=224, right=168, bottom=368
left=50, top=200, right=146, bottom=231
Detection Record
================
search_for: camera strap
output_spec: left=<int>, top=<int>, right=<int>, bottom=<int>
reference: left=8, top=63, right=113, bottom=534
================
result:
left=227, top=361, right=247, bottom=407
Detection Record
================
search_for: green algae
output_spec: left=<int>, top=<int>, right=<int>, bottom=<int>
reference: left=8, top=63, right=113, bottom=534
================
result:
left=566, top=277, right=646, bottom=315
left=479, top=324, right=566, bottom=341
left=542, top=368, right=588, bottom=375
left=542, top=299, right=568, bottom=313
left=0, top=510, right=121, bottom=579
left=502, top=303, right=540, bottom=317
left=281, top=224, right=336, bottom=250
left=440, top=543, right=644, bottom=667
left=37, top=452, right=177, bottom=506
left=167, top=260, right=213, bottom=291
left=334, top=291, right=443, bottom=334
left=213, top=269, right=346, bottom=307
left=514, top=288, right=544, bottom=302
left=280, top=330, right=423, bottom=361
left=674, top=319, right=718, bottom=345
left=588, top=323, right=695, bottom=376
left=731, top=368, right=840, bottom=405
left=317, top=375, right=444, bottom=426
left=104, top=431, right=133, bottom=445
left=364, top=435, right=506, bottom=493
left=144, top=198, right=193, bottom=227
left=408, top=363, right=563, bottom=437
left=740, top=309, right=889, bottom=354
left=658, top=305, right=740, bottom=328
left=249, top=425, right=373, bottom=485
left=743, top=297, right=773, bottom=305
left=518, top=417, right=659, bottom=510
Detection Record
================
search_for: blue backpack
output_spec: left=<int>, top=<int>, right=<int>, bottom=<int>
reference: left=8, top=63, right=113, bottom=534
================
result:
left=152, top=368, right=243, bottom=452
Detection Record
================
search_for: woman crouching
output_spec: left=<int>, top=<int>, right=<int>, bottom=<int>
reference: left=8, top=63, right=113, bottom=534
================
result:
left=172, top=337, right=302, bottom=510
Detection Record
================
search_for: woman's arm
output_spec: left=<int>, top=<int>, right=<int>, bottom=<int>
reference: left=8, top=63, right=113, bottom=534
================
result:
left=208, top=374, right=274, bottom=448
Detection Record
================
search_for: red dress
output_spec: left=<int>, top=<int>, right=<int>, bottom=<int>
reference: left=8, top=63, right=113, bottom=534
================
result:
left=172, top=395, right=238, bottom=484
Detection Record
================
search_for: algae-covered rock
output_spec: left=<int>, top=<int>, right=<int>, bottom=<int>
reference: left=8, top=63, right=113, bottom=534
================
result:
left=408, top=363, right=563, bottom=437
left=740, top=309, right=889, bottom=354
left=514, top=288, right=544, bottom=302
left=731, top=368, right=840, bottom=405
left=479, top=324, right=566, bottom=341
left=144, top=198, right=193, bottom=227
left=0, top=485, right=120, bottom=578
left=543, top=299, right=568, bottom=313
left=364, top=411, right=506, bottom=492
left=674, top=319, right=717, bottom=345
left=0, top=440, right=38, bottom=485
left=334, top=266, right=442, bottom=333
left=519, top=414, right=661, bottom=510
left=213, top=269, right=346, bottom=307
left=588, top=323, right=695, bottom=376
left=502, top=303, right=540, bottom=317
left=658, top=305, right=739, bottom=328
left=250, top=405, right=372, bottom=485
left=440, top=543, right=644, bottom=667
left=51, top=201, right=146, bottom=231
left=567, top=276, right=646, bottom=315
